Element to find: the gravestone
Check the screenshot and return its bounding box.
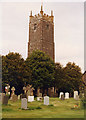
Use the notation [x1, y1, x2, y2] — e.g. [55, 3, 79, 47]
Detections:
[74, 91, 78, 99]
[59, 92, 64, 98]
[61, 94, 64, 100]
[28, 96, 34, 102]
[21, 98, 27, 110]
[37, 93, 42, 101]
[10, 87, 15, 100]
[18, 95, 20, 100]
[65, 92, 69, 99]
[44, 96, 49, 105]
[12, 95, 18, 102]
[75, 95, 79, 100]
[37, 97, 42, 101]
[26, 84, 35, 98]
[2, 95, 9, 105]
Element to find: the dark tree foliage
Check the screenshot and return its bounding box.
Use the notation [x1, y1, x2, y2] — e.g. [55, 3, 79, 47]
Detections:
[2, 52, 31, 95]
[25, 50, 55, 90]
[54, 63, 64, 89]
[62, 62, 82, 94]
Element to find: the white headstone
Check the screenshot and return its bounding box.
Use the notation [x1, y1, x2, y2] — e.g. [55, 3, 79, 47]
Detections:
[44, 96, 49, 105]
[65, 92, 69, 99]
[37, 97, 42, 101]
[74, 91, 78, 99]
[59, 92, 64, 98]
[21, 98, 27, 109]
[28, 96, 34, 102]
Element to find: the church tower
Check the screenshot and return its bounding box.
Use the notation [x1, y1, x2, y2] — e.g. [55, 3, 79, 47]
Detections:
[28, 5, 55, 61]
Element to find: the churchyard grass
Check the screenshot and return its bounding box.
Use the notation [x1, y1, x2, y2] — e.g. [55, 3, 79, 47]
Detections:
[2, 98, 84, 118]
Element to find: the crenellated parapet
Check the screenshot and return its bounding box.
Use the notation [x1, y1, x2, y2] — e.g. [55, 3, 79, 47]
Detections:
[29, 5, 54, 24]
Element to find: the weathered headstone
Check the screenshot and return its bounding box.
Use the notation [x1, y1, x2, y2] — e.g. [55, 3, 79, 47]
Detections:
[59, 92, 64, 98]
[12, 95, 18, 102]
[61, 94, 64, 100]
[2, 95, 9, 105]
[65, 92, 69, 99]
[74, 91, 78, 99]
[10, 87, 15, 100]
[44, 96, 49, 105]
[28, 96, 34, 102]
[21, 98, 27, 110]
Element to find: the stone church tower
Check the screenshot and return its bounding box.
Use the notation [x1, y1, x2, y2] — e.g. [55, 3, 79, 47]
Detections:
[28, 5, 55, 61]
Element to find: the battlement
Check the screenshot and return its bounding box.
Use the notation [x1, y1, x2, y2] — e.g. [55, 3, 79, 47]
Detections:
[29, 5, 54, 23]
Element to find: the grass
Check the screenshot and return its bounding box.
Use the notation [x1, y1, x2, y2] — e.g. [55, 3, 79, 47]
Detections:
[2, 98, 84, 118]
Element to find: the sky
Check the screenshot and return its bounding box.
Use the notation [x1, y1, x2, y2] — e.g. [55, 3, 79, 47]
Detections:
[0, 2, 84, 72]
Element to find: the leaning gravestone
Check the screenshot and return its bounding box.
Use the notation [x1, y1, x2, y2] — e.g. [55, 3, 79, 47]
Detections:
[21, 98, 27, 110]
[61, 94, 64, 100]
[65, 92, 69, 99]
[2, 95, 9, 105]
[59, 92, 64, 98]
[44, 96, 49, 105]
[74, 91, 78, 99]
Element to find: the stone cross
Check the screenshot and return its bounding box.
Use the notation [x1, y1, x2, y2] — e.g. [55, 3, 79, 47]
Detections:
[11, 87, 15, 96]
[26, 84, 34, 96]
[30, 87, 34, 96]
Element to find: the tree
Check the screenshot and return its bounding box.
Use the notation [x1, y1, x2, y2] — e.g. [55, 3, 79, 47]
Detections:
[54, 63, 64, 91]
[25, 50, 55, 92]
[2, 52, 31, 95]
[63, 62, 82, 94]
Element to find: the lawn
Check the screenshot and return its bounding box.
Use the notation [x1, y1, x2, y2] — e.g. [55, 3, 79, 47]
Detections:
[2, 98, 84, 118]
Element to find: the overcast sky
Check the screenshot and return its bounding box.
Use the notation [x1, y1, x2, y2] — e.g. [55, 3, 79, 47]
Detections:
[0, 2, 84, 72]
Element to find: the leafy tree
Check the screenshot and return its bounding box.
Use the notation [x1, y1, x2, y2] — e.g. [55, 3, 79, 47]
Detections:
[54, 63, 64, 91]
[63, 62, 82, 94]
[2, 52, 31, 95]
[25, 50, 55, 92]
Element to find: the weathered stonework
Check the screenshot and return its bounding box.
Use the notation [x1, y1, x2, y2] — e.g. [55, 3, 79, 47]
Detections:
[28, 5, 55, 61]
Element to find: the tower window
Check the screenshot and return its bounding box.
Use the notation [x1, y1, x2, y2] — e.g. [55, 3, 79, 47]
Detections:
[46, 24, 49, 29]
[34, 24, 37, 30]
